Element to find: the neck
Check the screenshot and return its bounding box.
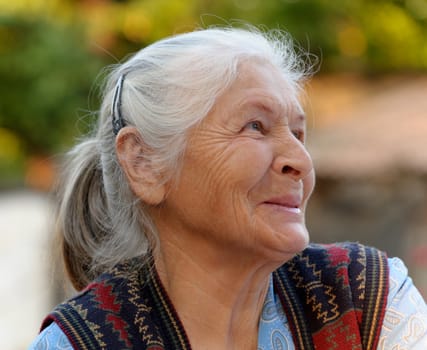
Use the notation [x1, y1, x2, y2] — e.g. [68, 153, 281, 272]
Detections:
[154, 235, 279, 350]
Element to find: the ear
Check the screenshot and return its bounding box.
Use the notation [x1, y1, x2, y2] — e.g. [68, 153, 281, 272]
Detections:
[115, 127, 166, 205]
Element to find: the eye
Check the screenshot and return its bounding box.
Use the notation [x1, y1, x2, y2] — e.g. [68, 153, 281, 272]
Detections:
[292, 129, 305, 143]
[245, 120, 264, 132]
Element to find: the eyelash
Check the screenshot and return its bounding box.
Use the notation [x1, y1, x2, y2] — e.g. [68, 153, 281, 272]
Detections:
[247, 120, 264, 132]
[292, 130, 305, 143]
[243, 120, 305, 143]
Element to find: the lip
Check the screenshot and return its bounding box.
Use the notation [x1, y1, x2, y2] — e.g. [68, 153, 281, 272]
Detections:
[263, 195, 302, 213]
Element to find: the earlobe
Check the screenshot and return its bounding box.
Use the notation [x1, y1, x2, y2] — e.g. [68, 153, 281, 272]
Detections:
[115, 127, 166, 205]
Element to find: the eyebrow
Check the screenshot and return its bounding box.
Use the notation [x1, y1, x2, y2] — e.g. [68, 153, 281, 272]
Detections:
[236, 96, 306, 123]
[296, 112, 306, 123]
[236, 96, 282, 115]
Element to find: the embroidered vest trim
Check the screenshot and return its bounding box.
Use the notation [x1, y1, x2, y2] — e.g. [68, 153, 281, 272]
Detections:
[273, 242, 388, 350]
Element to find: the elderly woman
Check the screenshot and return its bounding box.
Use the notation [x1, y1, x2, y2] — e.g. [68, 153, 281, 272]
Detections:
[30, 27, 426, 350]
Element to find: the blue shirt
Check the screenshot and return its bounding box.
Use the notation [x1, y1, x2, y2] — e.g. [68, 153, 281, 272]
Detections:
[29, 258, 427, 349]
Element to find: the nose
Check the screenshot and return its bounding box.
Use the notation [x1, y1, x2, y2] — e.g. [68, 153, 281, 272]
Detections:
[272, 136, 313, 181]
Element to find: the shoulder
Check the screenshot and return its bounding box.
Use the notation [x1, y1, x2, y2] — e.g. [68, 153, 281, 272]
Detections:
[276, 242, 389, 314]
[387, 256, 415, 299]
[273, 242, 389, 348]
[29, 323, 73, 350]
[379, 257, 427, 347]
[275, 242, 386, 297]
[39, 262, 144, 348]
[40, 261, 164, 349]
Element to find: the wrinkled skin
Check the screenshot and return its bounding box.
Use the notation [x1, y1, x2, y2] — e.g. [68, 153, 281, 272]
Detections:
[155, 61, 315, 264]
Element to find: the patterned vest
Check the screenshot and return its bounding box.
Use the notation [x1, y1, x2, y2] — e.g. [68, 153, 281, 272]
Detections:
[42, 242, 389, 350]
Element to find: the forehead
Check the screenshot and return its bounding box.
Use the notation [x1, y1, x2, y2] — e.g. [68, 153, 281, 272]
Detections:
[211, 61, 303, 121]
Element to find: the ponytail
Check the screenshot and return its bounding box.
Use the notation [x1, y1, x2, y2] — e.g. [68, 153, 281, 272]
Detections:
[56, 127, 156, 290]
[57, 139, 108, 289]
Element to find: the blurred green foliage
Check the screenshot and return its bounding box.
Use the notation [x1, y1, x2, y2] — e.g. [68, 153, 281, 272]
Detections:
[0, 0, 426, 187]
[0, 16, 104, 154]
[200, 0, 427, 72]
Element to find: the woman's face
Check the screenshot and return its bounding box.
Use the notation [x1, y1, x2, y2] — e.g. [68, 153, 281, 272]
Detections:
[155, 61, 315, 262]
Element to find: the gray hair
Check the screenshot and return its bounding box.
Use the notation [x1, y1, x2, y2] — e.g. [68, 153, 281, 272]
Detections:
[56, 27, 313, 290]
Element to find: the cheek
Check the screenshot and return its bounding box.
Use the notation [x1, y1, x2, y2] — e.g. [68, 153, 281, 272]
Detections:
[190, 141, 273, 231]
[195, 139, 271, 191]
[226, 140, 272, 185]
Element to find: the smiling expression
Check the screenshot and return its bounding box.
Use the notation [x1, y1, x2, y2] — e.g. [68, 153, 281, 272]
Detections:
[154, 60, 315, 263]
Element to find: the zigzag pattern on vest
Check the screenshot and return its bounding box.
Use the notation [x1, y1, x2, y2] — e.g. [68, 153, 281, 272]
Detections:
[42, 260, 191, 349]
[274, 242, 388, 350]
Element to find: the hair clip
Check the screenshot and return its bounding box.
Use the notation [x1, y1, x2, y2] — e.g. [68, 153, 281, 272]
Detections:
[111, 74, 127, 135]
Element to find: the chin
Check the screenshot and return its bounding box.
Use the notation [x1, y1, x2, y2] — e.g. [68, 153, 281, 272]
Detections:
[272, 226, 310, 259]
[247, 231, 308, 266]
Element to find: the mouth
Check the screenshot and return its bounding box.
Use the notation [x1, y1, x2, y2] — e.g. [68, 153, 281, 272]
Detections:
[263, 196, 302, 214]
